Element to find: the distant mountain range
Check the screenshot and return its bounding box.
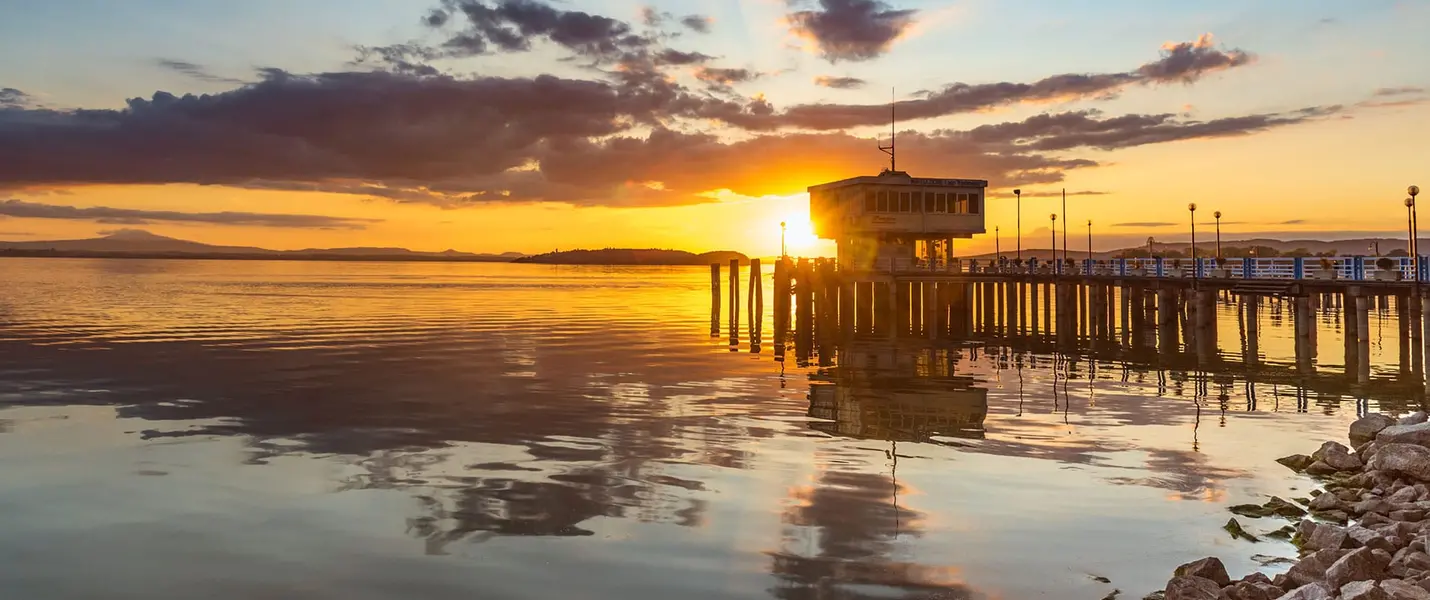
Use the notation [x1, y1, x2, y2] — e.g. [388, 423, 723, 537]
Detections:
[0, 229, 523, 262]
[0, 230, 751, 266]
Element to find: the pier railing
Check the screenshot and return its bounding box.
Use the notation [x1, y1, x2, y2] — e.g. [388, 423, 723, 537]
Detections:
[868, 256, 1428, 282]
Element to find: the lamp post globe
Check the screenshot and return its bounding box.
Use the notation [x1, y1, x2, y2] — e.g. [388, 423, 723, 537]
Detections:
[1410, 185, 1420, 198]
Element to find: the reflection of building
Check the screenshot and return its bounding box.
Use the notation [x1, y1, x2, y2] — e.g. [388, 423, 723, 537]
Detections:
[808, 170, 989, 271]
[808, 341, 988, 442]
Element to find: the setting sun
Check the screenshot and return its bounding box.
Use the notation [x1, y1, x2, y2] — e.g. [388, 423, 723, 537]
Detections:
[780, 217, 821, 255]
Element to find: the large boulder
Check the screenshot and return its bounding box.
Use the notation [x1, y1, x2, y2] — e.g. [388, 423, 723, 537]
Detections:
[1327, 547, 1392, 588]
[1353, 414, 1399, 446]
[1378, 423, 1430, 447]
[1310, 492, 1343, 511]
[1285, 549, 1350, 587]
[1278, 454, 1317, 473]
[1341, 580, 1390, 600]
[1401, 412, 1430, 426]
[1373, 444, 1430, 482]
[1316, 440, 1367, 471]
[1173, 557, 1231, 587]
[1306, 523, 1350, 551]
[1380, 579, 1430, 599]
[1274, 582, 1333, 600]
[1163, 575, 1222, 600]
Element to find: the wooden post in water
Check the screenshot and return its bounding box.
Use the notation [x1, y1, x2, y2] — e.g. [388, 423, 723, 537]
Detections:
[710, 263, 721, 337]
[910, 281, 923, 337]
[772, 258, 787, 356]
[793, 259, 808, 355]
[749, 259, 762, 352]
[728, 258, 740, 349]
[1246, 295, 1260, 366]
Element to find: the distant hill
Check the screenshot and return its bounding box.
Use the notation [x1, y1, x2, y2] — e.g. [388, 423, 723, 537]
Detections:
[515, 248, 750, 266]
[0, 229, 523, 262]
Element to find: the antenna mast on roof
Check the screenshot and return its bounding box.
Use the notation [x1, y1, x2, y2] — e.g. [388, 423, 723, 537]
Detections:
[877, 87, 895, 173]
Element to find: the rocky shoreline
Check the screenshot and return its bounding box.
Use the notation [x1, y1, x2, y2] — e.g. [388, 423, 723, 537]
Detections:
[1154, 411, 1430, 600]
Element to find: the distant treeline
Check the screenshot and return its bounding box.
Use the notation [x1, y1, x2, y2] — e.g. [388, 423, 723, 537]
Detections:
[515, 248, 749, 265]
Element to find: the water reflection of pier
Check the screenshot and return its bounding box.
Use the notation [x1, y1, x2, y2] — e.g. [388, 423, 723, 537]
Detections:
[808, 340, 988, 443]
[711, 258, 1430, 409]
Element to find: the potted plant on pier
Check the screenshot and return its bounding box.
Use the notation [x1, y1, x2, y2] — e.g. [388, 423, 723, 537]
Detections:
[1209, 257, 1231, 278]
[1312, 257, 1339, 280]
[1064, 257, 1077, 275]
[1375, 257, 1402, 281]
[1169, 258, 1185, 278]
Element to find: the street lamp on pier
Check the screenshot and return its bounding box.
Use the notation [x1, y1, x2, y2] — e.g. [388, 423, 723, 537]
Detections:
[1050, 213, 1058, 275]
[1188, 203, 1198, 281]
[1410, 185, 1421, 286]
[1086, 219, 1093, 262]
[1214, 211, 1222, 259]
[995, 225, 1001, 264]
[1014, 188, 1022, 262]
[780, 221, 787, 259]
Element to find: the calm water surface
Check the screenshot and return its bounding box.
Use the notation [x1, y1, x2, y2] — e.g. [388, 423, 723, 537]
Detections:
[0, 258, 1424, 599]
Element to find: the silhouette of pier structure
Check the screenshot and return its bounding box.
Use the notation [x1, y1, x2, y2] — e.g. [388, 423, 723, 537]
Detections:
[710, 257, 1430, 409]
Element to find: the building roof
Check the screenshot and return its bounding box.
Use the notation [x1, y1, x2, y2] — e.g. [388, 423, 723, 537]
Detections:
[807, 170, 989, 193]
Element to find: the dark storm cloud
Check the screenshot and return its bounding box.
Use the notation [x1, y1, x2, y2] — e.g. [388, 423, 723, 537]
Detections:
[0, 69, 665, 196]
[154, 59, 248, 85]
[694, 67, 759, 91]
[1114, 222, 1177, 227]
[430, 0, 651, 60]
[787, 0, 917, 63]
[1013, 190, 1109, 198]
[654, 49, 713, 65]
[0, 88, 33, 108]
[680, 15, 713, 33]
[1374, 86, 1424, 97]
[353, 44, 443, 76]
[0, 61, 1337, 209]
[813, 75, 866, 89]
[1134, 34, 1253, 83]
[0, 199, 379, 229]
[961, 107, 1338, 151]
[707, 35, 1255, 131]
[639, 6, 666, 27]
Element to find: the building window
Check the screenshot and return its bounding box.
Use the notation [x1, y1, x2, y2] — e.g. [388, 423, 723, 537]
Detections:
[899, 192, 910, 212]
[936, 193, 947, 213]
[877, 191, 888, 212]
[865, 191, 876, 212]
[968, 193, 981, 213]
[923, 191, 935, 213]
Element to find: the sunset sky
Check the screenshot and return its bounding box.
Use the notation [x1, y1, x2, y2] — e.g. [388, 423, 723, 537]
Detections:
[1, 0, 1427, 257]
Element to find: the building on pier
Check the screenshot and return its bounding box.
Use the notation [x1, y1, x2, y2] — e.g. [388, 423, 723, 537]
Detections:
[808, 169, 989, 273]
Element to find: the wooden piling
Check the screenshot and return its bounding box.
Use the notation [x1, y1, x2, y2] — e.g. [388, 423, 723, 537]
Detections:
[710, 263, 720, 337]
[749, 259, 762, 351]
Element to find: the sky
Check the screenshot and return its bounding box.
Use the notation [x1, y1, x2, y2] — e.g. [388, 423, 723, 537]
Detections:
[0, 0, 1427, 257]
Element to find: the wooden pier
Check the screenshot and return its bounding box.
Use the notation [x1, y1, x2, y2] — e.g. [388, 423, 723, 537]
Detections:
[710, 257, 1430, 408]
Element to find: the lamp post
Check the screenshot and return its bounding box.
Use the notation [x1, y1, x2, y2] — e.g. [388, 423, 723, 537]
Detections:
[995, 225, 1001, 265]
[1014, 188, 1022, 262]
[1086, 219, 1093, 262]
[1147, 236, 1154, 258]
[1214, 211, 1222, 259]
[1188, 203, 1198, 280]
[780, 221, 787, 259]
[1050, 213, 1058, 275]
[1411, 185, 1421, 286]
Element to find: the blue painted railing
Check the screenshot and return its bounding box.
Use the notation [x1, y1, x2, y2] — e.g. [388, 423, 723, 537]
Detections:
[875, 256, 1426, 281]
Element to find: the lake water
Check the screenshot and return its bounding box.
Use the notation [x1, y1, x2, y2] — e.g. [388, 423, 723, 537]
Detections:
[0, 258, 1423, 599]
